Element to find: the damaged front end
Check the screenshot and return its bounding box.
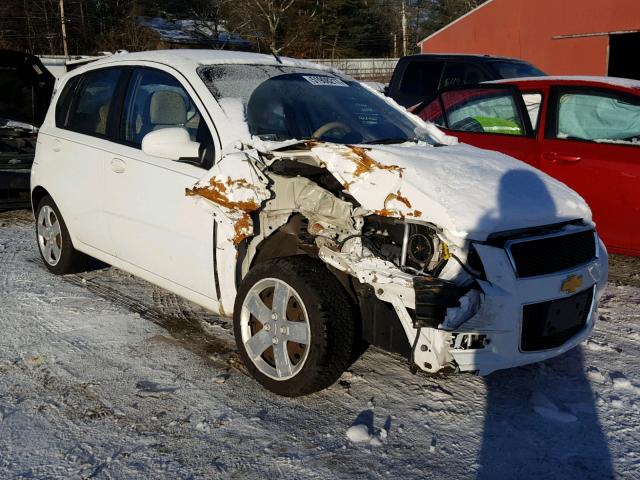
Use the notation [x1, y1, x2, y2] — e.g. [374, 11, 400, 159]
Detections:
[187, 138, 606, 377]
[186, 139, 490, 375]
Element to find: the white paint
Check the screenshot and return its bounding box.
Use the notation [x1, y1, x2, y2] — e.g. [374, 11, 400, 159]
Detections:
[346, 424, 372, 443]
[309, 141, 591, 242]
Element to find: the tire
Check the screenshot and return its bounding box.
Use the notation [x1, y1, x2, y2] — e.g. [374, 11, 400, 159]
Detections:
[234, 256, 356, 396]
[35, 195, 89, 274]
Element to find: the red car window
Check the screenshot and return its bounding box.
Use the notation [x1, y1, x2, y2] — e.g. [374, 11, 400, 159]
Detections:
[418, 99, 444, 125]
[440, 88, 526, 136]
[555, 91, 640, 146]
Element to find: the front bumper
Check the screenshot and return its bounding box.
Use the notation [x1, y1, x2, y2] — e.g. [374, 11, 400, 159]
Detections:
[446, 239, 607, 375]
[320, 229, 607, 376]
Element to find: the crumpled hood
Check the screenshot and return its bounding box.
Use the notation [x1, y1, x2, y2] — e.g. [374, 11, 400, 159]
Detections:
[308, 141, 592, 242]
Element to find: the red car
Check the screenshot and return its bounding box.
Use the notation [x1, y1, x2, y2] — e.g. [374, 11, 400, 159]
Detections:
[415, 76, 640, 256]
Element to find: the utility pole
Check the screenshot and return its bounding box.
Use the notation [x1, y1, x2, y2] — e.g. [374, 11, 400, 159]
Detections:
[59, 0, 69, 59]
[401, 0, 408, 56]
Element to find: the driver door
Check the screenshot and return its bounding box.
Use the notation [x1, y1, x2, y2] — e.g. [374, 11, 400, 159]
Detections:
[418, 85, 539, 166]
[103, 66, 219, 298]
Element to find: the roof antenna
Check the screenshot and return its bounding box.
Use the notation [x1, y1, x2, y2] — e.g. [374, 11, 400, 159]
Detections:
[272, 52, 283, 64]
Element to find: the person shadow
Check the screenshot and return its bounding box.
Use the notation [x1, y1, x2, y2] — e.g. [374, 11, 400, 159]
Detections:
[474, 169, 614, 479]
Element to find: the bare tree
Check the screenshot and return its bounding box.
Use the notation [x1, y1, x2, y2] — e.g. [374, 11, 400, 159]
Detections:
[225, 0, 316, 55]
[189, 0, 236, 49]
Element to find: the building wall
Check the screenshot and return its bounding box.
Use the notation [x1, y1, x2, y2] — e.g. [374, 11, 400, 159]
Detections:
[419, 0, 640, 75]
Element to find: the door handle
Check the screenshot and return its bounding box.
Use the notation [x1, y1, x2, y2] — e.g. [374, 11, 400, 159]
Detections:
[52, 139, 62, 152]
[542, 152, 582, 164]
[110, 158, 126, 173]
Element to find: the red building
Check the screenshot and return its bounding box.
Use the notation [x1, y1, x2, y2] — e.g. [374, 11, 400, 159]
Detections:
[418, 0, 640, 80]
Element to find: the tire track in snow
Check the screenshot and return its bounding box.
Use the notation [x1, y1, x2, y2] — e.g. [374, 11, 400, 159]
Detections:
[62, 273, 243, 375]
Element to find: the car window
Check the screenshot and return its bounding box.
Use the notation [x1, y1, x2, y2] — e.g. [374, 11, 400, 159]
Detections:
[522, 92, 543, 131]
[440, 62, 488, 89]
[416, 99, 445, 126]
[555, 91, 640, 146]
[489, 61, 545, 78]
[121, 68, 206, 147]
[440, 88, 526, 136]
[399, 61, 445, 98]
[55, 76, 81, 128]
[64, 69, 122, 137]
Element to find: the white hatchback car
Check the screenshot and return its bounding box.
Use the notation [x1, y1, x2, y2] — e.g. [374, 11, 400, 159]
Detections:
[32, 50, 608, 396]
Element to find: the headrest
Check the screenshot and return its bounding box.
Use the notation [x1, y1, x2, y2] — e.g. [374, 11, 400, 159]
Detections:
[149, 90, 187, 126]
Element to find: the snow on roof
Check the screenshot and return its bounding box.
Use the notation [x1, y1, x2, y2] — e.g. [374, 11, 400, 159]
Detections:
[488, 76, 640, 90]
[138, 17, 252, 49]
[80, 49, 339, 76]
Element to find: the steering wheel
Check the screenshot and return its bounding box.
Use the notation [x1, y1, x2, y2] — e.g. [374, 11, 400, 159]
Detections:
[312, 121, 351, 139]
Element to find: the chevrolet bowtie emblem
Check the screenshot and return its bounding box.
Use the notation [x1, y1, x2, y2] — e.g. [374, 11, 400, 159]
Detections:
[561, 275, 583, 294]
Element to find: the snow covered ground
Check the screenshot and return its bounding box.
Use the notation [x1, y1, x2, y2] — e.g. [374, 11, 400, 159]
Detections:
[0, 208, 639, 479]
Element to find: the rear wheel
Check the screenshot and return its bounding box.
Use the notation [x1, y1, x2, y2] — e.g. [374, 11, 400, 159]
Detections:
[234, 257, 356, 396]
[35, 196, 89, 274]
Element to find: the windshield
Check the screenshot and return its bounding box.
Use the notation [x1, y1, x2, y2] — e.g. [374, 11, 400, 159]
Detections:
[198, 64, 435, 145]
[490, 61, 545, 79]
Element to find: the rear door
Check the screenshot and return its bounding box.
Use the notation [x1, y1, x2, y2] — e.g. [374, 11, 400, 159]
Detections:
[540, 86, 640, 254]
[417, 85, 539, 165]
[43, 67, 126, 254]
[103, 65, 220, 298]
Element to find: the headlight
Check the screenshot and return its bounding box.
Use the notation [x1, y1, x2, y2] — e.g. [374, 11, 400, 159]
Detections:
[362, 215, 448, 275]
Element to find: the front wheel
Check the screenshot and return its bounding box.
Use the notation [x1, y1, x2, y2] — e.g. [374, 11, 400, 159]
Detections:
[233, 257, 356, 396]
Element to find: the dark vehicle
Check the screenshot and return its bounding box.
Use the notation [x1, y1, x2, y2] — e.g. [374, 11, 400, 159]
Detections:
[0, 50, 55, 210]
[387, 53, 545, 108]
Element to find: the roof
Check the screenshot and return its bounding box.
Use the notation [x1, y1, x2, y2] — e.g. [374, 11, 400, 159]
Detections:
[417, 0, 496, 46]
[72, 49, 337, 75]
[489, 75, 640, 90]
[400, 52, 525, 62]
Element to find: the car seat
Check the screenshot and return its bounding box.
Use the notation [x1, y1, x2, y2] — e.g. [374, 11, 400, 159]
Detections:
[149, 90, 187, 130]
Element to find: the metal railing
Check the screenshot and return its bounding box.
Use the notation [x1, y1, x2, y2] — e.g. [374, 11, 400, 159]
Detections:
[307, 57, 399, 81]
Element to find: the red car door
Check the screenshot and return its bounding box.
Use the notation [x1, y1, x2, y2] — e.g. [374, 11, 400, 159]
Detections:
[417, 85, 539, 166]
[539, 86, 640, 255]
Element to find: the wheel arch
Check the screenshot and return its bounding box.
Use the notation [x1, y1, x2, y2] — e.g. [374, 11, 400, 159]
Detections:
[31, 185, 52, 213]
[242, 213, 358, 305]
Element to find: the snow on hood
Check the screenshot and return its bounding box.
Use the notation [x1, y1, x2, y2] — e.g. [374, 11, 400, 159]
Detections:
[308, 142, 591, 242]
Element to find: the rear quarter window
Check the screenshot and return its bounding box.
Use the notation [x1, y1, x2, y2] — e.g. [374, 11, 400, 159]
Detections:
[55, 77, 81, 128]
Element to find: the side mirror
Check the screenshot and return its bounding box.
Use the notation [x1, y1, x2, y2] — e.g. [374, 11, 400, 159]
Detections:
[141, 127, 200, 161]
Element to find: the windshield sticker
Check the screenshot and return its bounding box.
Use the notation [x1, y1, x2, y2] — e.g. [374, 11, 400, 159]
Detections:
[302, 75, 349, 87]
